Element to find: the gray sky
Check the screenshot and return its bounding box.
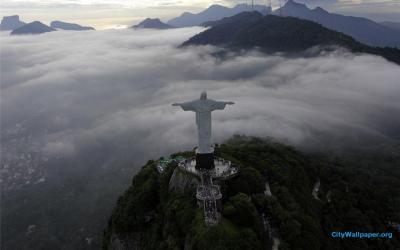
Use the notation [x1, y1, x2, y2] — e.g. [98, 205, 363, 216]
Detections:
[0, 0, 399, 29]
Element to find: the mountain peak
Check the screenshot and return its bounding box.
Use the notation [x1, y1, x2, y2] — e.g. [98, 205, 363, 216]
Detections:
[167, 3, 268, 27]
[284, 0, 308, 9]
[181, 12, 193, 17]
[181, 12, 400, 65]
[133, 18, 173, 29]
[312, 6, 329, 14]
[208, 4, 226, 10]
[1, 15, 26, 31]
[10, 21, 55, 35]
[276, 0, 400, 47]
[50, 20, 94, 31]
[3, 15, 20, 21]
[182, 13, 358, 51]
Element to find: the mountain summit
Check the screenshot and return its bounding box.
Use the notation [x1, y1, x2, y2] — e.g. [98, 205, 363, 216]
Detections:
[50, 21, 95, 31]
[0, 15, 26, 31]
[182, 12, 400, 65]
[132, 18, 174, 29]
[182, 12, 355, 51]
[10, 21, 55, 35]
[275, 0, 400, 47]
[167, 4, 270, 27]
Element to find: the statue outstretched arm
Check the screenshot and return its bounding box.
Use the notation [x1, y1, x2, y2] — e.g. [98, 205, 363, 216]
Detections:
[172, 101, 199, 111]
[210, 100, 234, 110]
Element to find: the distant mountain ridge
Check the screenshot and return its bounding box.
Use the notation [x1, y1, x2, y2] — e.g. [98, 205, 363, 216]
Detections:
[182, 12, 400, 65]
[5, 18, 96, 35]
[132, 18, 174, 29]
[10, 21, 55, 35]
[1, 15, 25, 31]
[275, 0, 400, 48]
[50, 21, 95, 31]
[167, 4, 271, 27]
[381, 21, 400, 31]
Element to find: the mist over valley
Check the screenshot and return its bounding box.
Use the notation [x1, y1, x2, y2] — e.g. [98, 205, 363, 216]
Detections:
[1, 22, 400, 249]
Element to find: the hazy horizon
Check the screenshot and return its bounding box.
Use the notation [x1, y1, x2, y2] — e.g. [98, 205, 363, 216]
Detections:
[0, 0, 399, 29]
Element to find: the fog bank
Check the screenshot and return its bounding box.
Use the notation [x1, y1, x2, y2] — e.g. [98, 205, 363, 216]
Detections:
[1, 28, 400, 174]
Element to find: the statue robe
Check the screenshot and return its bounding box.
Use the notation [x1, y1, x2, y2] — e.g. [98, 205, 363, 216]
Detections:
[179, 99, 228, 154]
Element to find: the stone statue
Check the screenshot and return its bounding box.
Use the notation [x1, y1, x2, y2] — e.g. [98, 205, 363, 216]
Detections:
[172, 92, 234, 154]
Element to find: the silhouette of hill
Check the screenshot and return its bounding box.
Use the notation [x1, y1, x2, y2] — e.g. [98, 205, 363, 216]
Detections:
[167, 4, 270, 27]
[132, 18, 174, 29]
[1, 15, 26, 31]
[50, 21, 95, 31]
[275, 0, 400, 48]
[182, 12, 400, 65]
[381, 21, 400, 31]
[11, 21, 55, 35]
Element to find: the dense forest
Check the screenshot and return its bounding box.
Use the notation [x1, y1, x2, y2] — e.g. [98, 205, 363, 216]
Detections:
[103, 136, 400, 250]
[182, 12, 400, 65]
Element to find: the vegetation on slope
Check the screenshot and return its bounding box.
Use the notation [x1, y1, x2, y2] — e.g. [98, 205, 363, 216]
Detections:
[183, 12, 400, 65]
[103, 136, 400, 250]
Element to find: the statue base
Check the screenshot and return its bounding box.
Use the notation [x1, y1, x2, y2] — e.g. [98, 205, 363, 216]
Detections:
[195, 153, 215, 170]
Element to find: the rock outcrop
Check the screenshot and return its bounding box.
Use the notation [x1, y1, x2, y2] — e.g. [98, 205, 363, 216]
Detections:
[11, 21, 55, 35]
[50, 21, 95, 30]
[1, 15, 25, 30]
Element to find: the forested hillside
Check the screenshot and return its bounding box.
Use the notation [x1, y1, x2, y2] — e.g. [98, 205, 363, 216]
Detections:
[183, 12, 400, 65]
[103, 136, 400, 250]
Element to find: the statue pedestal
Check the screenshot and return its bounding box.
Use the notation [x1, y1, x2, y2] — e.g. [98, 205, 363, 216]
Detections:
[195, 153, 215, 170]
[173, 152, 239, 227]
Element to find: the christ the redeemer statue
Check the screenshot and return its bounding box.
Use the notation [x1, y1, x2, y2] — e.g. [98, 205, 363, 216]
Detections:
[172, 92, 234, 154]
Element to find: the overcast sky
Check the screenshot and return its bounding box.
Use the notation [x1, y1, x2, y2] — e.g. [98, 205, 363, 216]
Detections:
[0, 0, 399, 29]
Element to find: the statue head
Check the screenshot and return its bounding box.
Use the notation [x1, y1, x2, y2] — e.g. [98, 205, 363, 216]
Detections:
[200, 91, 207, 100]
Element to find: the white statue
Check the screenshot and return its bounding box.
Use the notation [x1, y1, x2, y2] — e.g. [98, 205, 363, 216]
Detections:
[173, 92, 234, 154]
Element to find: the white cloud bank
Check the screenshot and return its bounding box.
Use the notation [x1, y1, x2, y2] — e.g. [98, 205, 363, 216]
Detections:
[1, 28, 400, 167]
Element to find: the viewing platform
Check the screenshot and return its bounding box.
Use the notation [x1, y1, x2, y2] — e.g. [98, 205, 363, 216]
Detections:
[177, 156, 239, 180]
[158, 153, 238, 227]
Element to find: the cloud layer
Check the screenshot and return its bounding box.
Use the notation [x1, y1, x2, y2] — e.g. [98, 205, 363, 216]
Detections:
[1, 28, 400, 172]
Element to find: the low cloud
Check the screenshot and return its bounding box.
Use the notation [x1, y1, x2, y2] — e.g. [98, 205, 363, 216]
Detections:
[289, 0, 338, 5]
[1, 28, 400, 171]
